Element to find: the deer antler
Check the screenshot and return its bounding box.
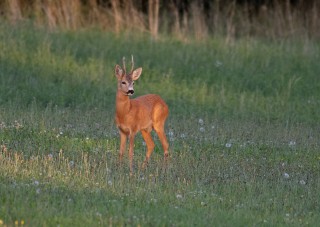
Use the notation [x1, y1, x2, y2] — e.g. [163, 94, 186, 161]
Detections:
[130, 55, 134, 73]
[122, 56, 126, 75]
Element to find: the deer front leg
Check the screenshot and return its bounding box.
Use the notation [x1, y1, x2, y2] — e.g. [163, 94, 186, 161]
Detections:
[119, 130, 127, 162]
[128, 133, 136, 173]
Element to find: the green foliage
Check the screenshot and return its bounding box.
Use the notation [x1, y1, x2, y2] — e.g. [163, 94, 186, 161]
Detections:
[0, 22, 319, 226]
[1, 23, 319, 123]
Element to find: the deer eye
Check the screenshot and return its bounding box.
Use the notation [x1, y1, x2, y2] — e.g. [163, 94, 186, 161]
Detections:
[132, 82, 135, 85]
[121, 81, 126, 85]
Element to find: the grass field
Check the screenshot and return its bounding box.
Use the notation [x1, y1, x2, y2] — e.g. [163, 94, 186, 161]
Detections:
[0, 22, 320, 226]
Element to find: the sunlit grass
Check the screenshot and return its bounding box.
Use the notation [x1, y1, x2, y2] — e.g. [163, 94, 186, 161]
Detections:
[1, 106, 319, 226]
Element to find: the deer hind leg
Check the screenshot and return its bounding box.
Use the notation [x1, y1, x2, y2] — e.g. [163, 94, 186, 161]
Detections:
[154, 122, 169, 159]
[141, 129, 155, 169]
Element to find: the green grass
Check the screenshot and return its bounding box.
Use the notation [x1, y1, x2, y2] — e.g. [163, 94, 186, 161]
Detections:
[0, 21, 320, 226]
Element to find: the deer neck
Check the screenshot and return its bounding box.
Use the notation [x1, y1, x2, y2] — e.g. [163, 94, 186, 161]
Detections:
[116, 90, 131, 117]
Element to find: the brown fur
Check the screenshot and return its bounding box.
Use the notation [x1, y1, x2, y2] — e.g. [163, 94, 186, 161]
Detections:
[114, 63, 169, 172]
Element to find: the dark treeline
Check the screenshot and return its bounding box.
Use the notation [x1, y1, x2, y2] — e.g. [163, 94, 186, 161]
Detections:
[0, 0, 319, 40]
[116, 0, 316, 16]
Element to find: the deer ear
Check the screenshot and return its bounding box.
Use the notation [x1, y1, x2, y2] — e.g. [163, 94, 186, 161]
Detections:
[132, 67, 142, 81]
[115, 65, 123, 79]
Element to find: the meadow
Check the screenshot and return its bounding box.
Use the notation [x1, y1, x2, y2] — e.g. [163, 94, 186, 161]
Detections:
[0, 21, 320, 226]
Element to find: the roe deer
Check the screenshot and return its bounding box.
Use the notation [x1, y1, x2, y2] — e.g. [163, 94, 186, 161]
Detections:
[114, 56, 169, 172]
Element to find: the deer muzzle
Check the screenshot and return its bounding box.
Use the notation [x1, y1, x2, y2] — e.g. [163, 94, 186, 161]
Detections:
[127, 90, 134, 95]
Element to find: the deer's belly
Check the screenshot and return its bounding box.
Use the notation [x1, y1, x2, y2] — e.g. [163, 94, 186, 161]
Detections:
[117, 120, 152, 134]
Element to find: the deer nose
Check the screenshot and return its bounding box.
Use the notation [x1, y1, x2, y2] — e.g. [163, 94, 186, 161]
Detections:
[128, 90, 134, 95]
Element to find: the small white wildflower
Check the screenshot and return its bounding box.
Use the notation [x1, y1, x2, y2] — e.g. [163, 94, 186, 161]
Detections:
[0, 122, 7, 129]
[36, 188, 41, 194]
[283, 173, 290, 179]
[59, 131, 63, 135]
[299, 180, 306, 185]
[285, 213, 290, 217]
[86, 137, 89, 140]
[176, 194, 183, 199]
[108, 180, 113, 186]
[180, 133, 186, 139]
[289, 141, 296, 147]
[48, 153, 53, 159]
[168, 131, 174, 137]
[225, 143, 232, 148]
[69, 160, 75, 167]
[34, 180, 39, 186]
[199, 127, 205, 133]
[211, 125, 215, 129]
[14, 120, 23, 129]
[198, 119, 204, 125]
[201, 201, 207, 206]
[215, 60, 222, 67]
[142, 141, 146, 146]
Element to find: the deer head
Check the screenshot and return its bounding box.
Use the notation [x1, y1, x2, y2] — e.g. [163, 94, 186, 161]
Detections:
[115, 56, 142, 96]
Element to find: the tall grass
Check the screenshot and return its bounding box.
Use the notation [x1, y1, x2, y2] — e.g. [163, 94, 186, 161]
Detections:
[1, 0, 319, 40]
[0, 22, 319, 225]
